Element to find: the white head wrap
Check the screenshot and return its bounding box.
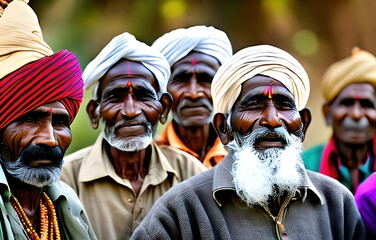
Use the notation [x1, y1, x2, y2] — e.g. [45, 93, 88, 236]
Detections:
[152, 25, 232, 67]
[212, 45, 310, 114]
[83, 32, 170, 99]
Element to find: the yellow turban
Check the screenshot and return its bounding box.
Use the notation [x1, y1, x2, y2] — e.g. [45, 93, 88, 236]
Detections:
[211, 45, 310, 114]
[321, 47, 376, 102]
[0, 0, 53, 79]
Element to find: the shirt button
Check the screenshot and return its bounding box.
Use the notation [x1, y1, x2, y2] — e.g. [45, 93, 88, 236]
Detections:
[127, 198, 133, 202]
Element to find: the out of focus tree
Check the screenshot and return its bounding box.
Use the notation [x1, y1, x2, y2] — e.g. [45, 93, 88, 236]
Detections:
[29, 0, 376, 154]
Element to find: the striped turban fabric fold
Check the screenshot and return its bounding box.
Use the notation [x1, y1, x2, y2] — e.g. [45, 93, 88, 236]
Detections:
[321, 47, 376, 102]
[0, 50, 84, 129]
[83, 32, 170, 99]
[152, 25, 233, 66]
[211, 45, 310, 114]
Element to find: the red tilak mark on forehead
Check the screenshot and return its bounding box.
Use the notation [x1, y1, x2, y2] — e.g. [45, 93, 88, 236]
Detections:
[127, 81, 133, 92]
[127, 61, 132, 77]
[191, 58, 197, 66]
[354, 95, 360, 100]
[263, 84, 273, 99]
[47, 108, 52, 114]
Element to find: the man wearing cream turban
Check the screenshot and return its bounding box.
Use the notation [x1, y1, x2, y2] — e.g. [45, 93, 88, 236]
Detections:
[60, 32, 206, 240]
[0, 1, 96, 239]
[152, 25, 232, 168]
[131, 45, 365, 239]
[303, 47, 376, 195]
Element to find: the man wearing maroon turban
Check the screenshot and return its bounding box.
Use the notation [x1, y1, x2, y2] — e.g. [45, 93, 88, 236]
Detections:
[0, 1, 96, 239]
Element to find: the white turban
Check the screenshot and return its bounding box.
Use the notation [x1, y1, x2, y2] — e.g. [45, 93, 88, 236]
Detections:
[152, 25, 232, 66]
[212, 45, 310, 114]
[83, 32, 170, 99]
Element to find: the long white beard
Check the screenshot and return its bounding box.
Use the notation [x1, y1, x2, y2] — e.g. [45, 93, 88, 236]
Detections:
[103, 119, 153, 152]
[230, 127, 305, 207]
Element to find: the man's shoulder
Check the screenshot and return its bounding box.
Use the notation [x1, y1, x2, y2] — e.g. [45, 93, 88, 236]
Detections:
[64, 146, 93, 164]
[157, 144, 206, 168]
[306, 170, 353, 196]
[154, 168, 214, 200]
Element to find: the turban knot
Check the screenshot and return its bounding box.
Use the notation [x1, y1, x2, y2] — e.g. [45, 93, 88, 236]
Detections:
[321, 47, 376, 102]
[152, 25, 232, 67]
[83, 32, 170, 99]
[0, 50, 84, 129]
[211, 45, 310, 114]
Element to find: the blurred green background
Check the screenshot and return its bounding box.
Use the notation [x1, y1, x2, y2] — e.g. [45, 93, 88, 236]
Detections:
[28, 0, 376, 154]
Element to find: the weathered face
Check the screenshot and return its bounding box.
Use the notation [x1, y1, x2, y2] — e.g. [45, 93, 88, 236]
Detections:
[325, 83, 376, 145]
[0, 101, 71, 187]
[230, 75, 306, 150]
[168, 51, 220, 127]
[218, 75, 311, 207]
[93, 59, 165, 151]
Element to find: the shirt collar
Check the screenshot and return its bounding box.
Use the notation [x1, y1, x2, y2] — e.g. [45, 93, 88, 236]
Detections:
[77, 133, 180, 184]
[212, 155, 324, 207]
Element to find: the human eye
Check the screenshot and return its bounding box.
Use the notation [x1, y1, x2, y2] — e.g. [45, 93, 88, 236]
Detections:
[53, 114, 70, 127]
[103, 89, 122, 102]
[197, 73, 213, 84]
[238, 97, 263, 110]
[360, 99, 376, 109]
[18, 112, 39, 123]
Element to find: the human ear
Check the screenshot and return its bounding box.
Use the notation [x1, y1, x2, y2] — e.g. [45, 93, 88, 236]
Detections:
[158, 93, 173, 124]
[299, 108, 312, 141]
[86, 100, 100, 129]
[322, 103, 332, 126]
[213, 113, 233, 145]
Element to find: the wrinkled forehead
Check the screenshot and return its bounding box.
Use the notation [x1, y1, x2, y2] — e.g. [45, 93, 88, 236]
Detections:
[98, 58, 158, 93]
[171, 51, 220, 71]
[238, 75, 294, 100]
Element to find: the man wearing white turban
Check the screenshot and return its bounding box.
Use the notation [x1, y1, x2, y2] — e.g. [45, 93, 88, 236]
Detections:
[60, 32, 206, 240]
[152, 25, 232, 168]
[303, 47, 376, 195]
[131, 45, 365, 239]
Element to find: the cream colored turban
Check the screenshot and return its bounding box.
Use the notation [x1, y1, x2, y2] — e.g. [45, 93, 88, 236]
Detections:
[83, 32, 170, 99]
[0, 0, 53, 79]
[321, 47, 376, 102]
[152, 25, 232, 66]
[212, 45, 310, 114]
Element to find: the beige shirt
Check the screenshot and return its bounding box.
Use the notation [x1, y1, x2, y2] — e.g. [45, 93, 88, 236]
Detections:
[61, 134, 206, 240]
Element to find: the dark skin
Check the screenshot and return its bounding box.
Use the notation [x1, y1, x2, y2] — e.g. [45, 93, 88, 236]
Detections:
[323, 83, 376, 187]
[0, 0, 12, 9]
[213, 75, 311, 212]
[168, 51, 220, 161]
[87, 59, 172, 195]
[0, 101, 71, 228]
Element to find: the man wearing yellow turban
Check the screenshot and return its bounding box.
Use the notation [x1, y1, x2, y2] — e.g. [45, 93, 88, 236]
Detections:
[303, 47, 376, 194]
[0, 1, 96, 239]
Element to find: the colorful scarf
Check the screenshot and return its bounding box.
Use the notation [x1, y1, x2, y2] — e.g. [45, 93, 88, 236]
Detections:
[319, 136, 376, 192]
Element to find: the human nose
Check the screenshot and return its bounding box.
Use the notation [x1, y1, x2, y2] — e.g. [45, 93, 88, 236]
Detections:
[186, 75, 204, 99]
[121, 95, 142, 118]
[259, 103, 283, 128]
[349, 102, 363, 121]
[34, 122, 57, 147]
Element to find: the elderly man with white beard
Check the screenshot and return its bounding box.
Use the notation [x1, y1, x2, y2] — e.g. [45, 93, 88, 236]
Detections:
[60, 32, 206, 240]
[131, 45, 366, 240]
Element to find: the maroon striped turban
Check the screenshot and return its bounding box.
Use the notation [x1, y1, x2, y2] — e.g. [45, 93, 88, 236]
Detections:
[0, 49, 83, 129]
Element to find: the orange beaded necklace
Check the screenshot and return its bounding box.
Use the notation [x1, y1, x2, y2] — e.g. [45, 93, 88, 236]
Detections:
[10, 192, 61, 240]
